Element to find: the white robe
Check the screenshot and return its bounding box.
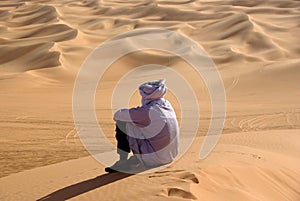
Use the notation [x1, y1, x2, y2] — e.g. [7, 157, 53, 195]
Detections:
[114, 98, 179, 167]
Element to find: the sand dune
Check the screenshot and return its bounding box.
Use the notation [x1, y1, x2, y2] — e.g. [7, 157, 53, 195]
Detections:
[0, 0, 299, 200]
[0, 130, 299, 201]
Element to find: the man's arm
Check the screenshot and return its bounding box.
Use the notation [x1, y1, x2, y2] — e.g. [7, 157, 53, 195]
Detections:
[114, 106, 151, 127]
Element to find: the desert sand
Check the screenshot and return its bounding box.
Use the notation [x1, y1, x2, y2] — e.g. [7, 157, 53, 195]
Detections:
[0, 0, 300, 200]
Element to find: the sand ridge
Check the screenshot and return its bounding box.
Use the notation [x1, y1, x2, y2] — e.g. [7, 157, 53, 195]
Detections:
[0, 130, 299, 201]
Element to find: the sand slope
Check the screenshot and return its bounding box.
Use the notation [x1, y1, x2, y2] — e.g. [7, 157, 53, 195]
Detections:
[0, 130, 299, 201]
[0, 0, 300, 200]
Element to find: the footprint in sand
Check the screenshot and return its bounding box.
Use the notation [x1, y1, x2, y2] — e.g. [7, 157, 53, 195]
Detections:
[160, 171, 199, 200]
[167, 187, 197, 200]
[177, 172, 200, 184]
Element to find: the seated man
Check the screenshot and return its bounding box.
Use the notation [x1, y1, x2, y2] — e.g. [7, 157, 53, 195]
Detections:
[105, 79, 179, 173]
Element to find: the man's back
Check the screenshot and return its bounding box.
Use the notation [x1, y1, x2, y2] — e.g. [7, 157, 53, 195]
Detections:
[126, 98, 179, 166]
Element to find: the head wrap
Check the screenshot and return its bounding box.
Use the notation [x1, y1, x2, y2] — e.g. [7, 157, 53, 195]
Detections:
[139, 79, 166, 105]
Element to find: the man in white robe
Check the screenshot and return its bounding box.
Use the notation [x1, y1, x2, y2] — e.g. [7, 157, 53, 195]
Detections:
[105, 79, 179, 173]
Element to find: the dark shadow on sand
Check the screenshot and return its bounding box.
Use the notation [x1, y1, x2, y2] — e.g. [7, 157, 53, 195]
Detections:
[36, 172, 133, 201]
